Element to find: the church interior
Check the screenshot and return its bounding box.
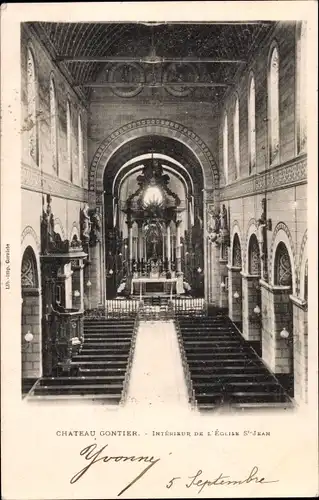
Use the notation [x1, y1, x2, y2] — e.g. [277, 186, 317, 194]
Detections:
[21, 21, 308, 410]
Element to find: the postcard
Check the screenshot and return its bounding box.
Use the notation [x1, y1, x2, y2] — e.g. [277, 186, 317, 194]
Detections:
[1, 1, 318, 499]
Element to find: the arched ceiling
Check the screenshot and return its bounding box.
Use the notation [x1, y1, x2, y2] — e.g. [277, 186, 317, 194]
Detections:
[103, 135, 204, 195]
[29, 22, 275, 100]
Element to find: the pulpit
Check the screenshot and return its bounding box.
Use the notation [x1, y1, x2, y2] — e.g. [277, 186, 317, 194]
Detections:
[40, 195, 87, 376]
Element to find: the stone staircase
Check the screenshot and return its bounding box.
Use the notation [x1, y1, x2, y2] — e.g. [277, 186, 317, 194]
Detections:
[176, 314, 292, 410]
[28, 317, 137, 402]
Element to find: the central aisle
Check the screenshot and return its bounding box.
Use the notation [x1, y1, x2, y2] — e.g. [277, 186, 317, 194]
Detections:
[126, 320, 190, 411]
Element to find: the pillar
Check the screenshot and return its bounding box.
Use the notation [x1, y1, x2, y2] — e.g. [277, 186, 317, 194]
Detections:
[88, 244, 102, 309]
[207, 240, 223, 307]
[261, 280, 293, 395]
[176, 220, 182, 273]
[291, 295, 308, 404]
[241, 272, 262, 354]
[227, 265, 242, 323]
[21, 288, 42, 379]
[127, 221, 133, 272]
[166, 222, 171, 271]
[219, 244, 228, 309]
[137, 221, 143, 261]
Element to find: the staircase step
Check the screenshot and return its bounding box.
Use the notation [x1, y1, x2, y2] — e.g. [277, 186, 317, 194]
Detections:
[193, 382, 283, 393]
[196, 392, 288, 404]
[81, 347, 131, 354]
[79, 368, 126, 376]
[84, 336, 133, 340]
[74, 354, 129, 361]
[186, 351, 251, 360]
[187, 355, 265, 369]
[37, 376, 125, 386]
[191, 372, 274, 381]
[183, 340, 242, 346]
[189, 364, 266, 372]
[73, 361, 128, 367]
[33, 385, 123, 396]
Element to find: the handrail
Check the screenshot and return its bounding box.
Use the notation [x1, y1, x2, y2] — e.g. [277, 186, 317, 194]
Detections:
[120, 307, 141, 404]
[173, 314, 196, 408]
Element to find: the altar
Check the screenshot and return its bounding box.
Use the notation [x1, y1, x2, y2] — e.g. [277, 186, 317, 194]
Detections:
[131, 277, 178, 297]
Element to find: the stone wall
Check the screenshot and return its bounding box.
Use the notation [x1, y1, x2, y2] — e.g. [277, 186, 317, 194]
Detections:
[218, 22, 308, 403]
[21, 25, 88, 381]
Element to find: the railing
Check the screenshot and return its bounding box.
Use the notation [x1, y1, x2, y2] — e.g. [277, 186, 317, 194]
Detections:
[174, 317, 196, 408]
[138, 300, 175, 320]
[120, 313, 140, 405]
[172, 297, 207, 316]
[84, 299, 141, 319]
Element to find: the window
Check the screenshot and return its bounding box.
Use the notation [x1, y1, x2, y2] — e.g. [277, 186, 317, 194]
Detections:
[49, 77, 58, 174]
[248, 74, 256, 173]
[67, 100, 72, 182]
[233, 96, 240, 179]
[223, 113, 229, 184]
[27, 48, 38, 163]
[268, 46, 280, 164]
[78, 113, 84, 186]
[296, 22, 307, 154]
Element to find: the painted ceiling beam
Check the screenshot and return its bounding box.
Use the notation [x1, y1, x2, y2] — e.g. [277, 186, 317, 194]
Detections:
[76, 81, 231, 88]
[56, 56, 247, 64]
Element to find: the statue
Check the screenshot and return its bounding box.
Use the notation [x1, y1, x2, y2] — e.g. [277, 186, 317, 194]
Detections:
[80, 204, 91, 243]
[89, 209, 102, 245]
[41, 194, 56, 253]
[219, 204, 228, 231]
[207, 204, 220, 236]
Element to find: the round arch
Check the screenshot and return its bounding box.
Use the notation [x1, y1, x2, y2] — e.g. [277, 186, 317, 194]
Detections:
[89, 119, 219, 196]
[270, 223, 297, 294]
[21, 226, 41, 288]
[244, 219, 259, 273]
[230, 221, 243, 267]
[232, 233, 243, 268]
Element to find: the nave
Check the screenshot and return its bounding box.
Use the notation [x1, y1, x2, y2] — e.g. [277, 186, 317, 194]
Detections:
[21, 20, 309, 408]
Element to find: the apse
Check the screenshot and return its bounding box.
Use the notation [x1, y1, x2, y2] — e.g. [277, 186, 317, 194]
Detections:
[102, 136, 205, 298]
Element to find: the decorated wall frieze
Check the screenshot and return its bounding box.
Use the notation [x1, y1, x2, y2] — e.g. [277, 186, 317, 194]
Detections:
[220, 155, 307, 201]
[21, 163, 88, 202]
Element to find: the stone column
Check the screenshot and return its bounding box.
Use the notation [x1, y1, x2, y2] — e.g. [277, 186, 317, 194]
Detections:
[260, 281, 293, 381]
[291, 295, 308, 404]
[219, 245, 228, 310]
[207, 240, 223, 307]
[88, 244, 102, 308]
[227, 264, 242, 323]
[166, 222, 171, 271]
[137, 221, 143, 261]
[241, 272, 262, 349]
[21, 288, 42, 379]
[175, 220, 182, 273]
[127, 220, 133, 273]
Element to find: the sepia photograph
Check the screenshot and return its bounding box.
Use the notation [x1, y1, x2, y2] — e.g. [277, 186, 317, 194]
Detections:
[20, 19, 308, 410]
[1, 2, 318, 499]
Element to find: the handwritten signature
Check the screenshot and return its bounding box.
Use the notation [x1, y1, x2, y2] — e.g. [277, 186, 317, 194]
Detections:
[70, 443, 279, 496]
[70, 443, 161, 496]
